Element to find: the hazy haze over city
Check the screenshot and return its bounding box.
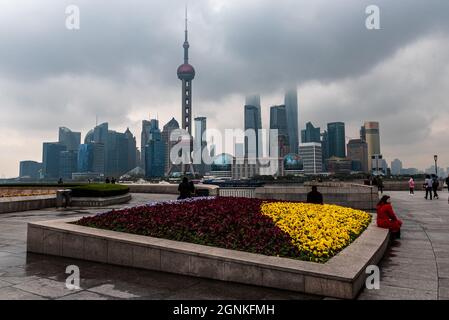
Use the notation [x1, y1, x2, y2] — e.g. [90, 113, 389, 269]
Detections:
[1, 0, 449, 177]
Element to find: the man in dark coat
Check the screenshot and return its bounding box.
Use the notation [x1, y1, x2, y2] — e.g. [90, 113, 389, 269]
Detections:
[307, 186, 324, 205]
[178, 177, 192, 200]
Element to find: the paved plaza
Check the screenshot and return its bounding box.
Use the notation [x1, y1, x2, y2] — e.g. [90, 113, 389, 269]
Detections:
[0, 191, 448, 300]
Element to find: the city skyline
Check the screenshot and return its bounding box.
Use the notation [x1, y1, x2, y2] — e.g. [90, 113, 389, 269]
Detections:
[2, 0, 449, 177]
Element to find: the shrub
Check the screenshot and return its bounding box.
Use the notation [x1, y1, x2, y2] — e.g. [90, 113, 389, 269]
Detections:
[70, 184, 130, 198]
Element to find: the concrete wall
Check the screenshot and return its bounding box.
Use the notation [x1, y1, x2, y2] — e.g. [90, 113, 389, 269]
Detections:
[0, 195, 56, 214]
[27, 218, 389, 299]
[255, 183, 378, 210]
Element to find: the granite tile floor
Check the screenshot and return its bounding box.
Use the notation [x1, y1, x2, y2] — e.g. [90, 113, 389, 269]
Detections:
[358, 191, 449, 300]
[0, 193, 319, 300]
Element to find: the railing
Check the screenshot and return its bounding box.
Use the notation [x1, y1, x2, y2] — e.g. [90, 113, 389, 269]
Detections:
[218, 188, 256, 198]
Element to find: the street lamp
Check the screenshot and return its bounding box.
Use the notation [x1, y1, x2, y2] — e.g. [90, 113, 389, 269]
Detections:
[434, 155, 438, 177]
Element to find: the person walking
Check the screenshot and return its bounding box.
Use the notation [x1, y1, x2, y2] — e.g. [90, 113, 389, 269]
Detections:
[408, 177, 415, 195]
[446, 174, 449, 193]
[424, 175, 433, 200]
[307, 186, 324, 205]
[432, 175, 440, 199]
[377, 176, 384, 194]
[376, 195, 403, 240]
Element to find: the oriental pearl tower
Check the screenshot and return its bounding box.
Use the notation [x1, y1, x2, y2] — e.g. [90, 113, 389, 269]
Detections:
[177, 8, 195, 136]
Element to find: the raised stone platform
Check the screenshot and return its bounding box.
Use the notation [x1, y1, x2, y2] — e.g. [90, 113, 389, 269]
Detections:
[69, 193, 132, 208]
[27, 217, 389, 299]
[0, 195, 56, 214]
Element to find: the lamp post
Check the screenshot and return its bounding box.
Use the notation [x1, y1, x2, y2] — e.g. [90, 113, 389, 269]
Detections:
[434, 155, 438, 177]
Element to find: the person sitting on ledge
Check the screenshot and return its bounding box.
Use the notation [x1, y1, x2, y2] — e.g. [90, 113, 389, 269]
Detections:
[307, 186, 323, 205]
[376, 195, 403, 240]
[178, 177, 192, 200]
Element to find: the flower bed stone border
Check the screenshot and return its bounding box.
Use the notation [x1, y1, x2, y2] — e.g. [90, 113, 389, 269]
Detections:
[27, 217, 389, 299]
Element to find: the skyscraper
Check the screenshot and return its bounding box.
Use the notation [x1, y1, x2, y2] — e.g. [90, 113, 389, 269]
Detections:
[391, 159, 403, 176]
[59, 127, 81, 152]
[347, 139, 369, 173]
[194, 117, 207, 175]
[244, 105, 262, 158]
[59, 151, 78, 179]
[301, 122, 321, 144]
[162, 118, 181, 175]
[42, 142, 66, 180]
[285, 89, 299, 154]
[124, 128, 137, 172]
[144, 120, 166, 178]
[321, 130, 329, 171]
[269, 105, 289, 157]
[362, 122, 381, 172]
[327, 122, 346, 158]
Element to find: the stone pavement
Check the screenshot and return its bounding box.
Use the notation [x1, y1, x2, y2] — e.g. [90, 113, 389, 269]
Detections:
[0, 193, 318, 300]
[358, 191, 449, 300]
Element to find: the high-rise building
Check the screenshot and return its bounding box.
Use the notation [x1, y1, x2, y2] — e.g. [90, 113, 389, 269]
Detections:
[362, 122, 381, 172]
[347, 139, 369, 173]
[124, 128, 137, 172]
[59, 151, 78, 180]
[269, 105, 289, 157]
[285, 89, 299, 154]
[244, 104, 262, 157]
[58, 127, 81, 152]
[326, 157, 352, 174]
[391, 159, 403, 176]
[194, 117, 207, 174]
[321, 130, 329, 171]
[42, 142, 66, 180]
[19, 161, 42, 180]
[78, 142, 105, 175]
[162, 118, 181, 175]
[327, 122, 346, 158]
[234, 143, 245, 158]
[299, 143, 322, 175]
[106, 130, 129, 178]
[301, 122, 321, 144]
[144, 120, 166, 178]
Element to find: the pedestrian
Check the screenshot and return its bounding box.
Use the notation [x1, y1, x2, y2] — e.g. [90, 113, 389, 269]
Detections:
[377, 176, 384, 194]
[178, 177, 192, 200]
[424, 175, 433, 200]
[432, 175, 439, 199]
[105, 177, 110, 184]
[446, 174, 449, 193]
[307, 186, 324, 205]
[408, 177, 415, 195]
[58, 178, 63, 185]
[376, 195, 403, 240]
[111, 177, 116, 184]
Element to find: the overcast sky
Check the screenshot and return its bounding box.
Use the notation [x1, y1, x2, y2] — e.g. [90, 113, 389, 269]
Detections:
[1, 0, 449, 177]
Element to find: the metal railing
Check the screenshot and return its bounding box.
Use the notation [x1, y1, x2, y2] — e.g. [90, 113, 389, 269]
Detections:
[218, 188, 256, 198]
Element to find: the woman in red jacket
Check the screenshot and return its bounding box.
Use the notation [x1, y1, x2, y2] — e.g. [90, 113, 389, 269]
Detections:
[376, 195, 403, 239]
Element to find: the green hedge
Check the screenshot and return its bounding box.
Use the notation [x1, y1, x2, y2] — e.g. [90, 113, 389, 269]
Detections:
[70, 184, 130, 198]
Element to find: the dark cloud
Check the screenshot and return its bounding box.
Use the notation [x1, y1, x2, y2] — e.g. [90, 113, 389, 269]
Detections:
[0, 0, 449, 176]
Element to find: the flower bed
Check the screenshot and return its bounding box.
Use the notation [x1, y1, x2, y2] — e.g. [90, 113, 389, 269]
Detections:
[75, 197, 371, 263]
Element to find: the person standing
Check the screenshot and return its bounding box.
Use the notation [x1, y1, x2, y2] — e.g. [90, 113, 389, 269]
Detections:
[446, 174, 449, 193]
[178, 177, 192, 200]
[432, 175, 440, 199]
[409, 177, 415, 195]
[307, 186, 324, 205]
[376, 195, 403, 239]
[425, 175, 433, 200]
[377, 176, 384, 194]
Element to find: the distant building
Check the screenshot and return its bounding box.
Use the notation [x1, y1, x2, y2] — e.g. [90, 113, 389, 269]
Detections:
[234, 143, 245, 158]
[301, 122, 321, 144]
[285, 89, 299, 154]
[299, 143, 322, 175]
[347, 139, 368, 173]
[326, 156, 352, 175]
[321, 130, 329, 171]
[59, 151, 78, 180]
[327, 122, 346, 158]
[162, 118, 180, 175]
[19, 161, 42, 180]
[283, 153, 304, 176]
[244, 104, 262, 158]
[371, 154, 387, 175]
[269, 105, 289, 157]
[77, 143, 105, 175]
[42, 142, 66, 180]
[211, 153, 233, 178]
[194, 117, 208, 175]
[391, 159, 403, 176]
[124, 128, 137, 172]
[144, 120, 166, 178]
[400, 168, 419, 176]
[362, 122, 381, 172]
[106, 130, 130, 178]
[59, 127, 81, 152]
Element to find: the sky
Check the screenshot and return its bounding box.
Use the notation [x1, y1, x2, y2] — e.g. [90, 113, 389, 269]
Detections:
[1, 0, 449, 178]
